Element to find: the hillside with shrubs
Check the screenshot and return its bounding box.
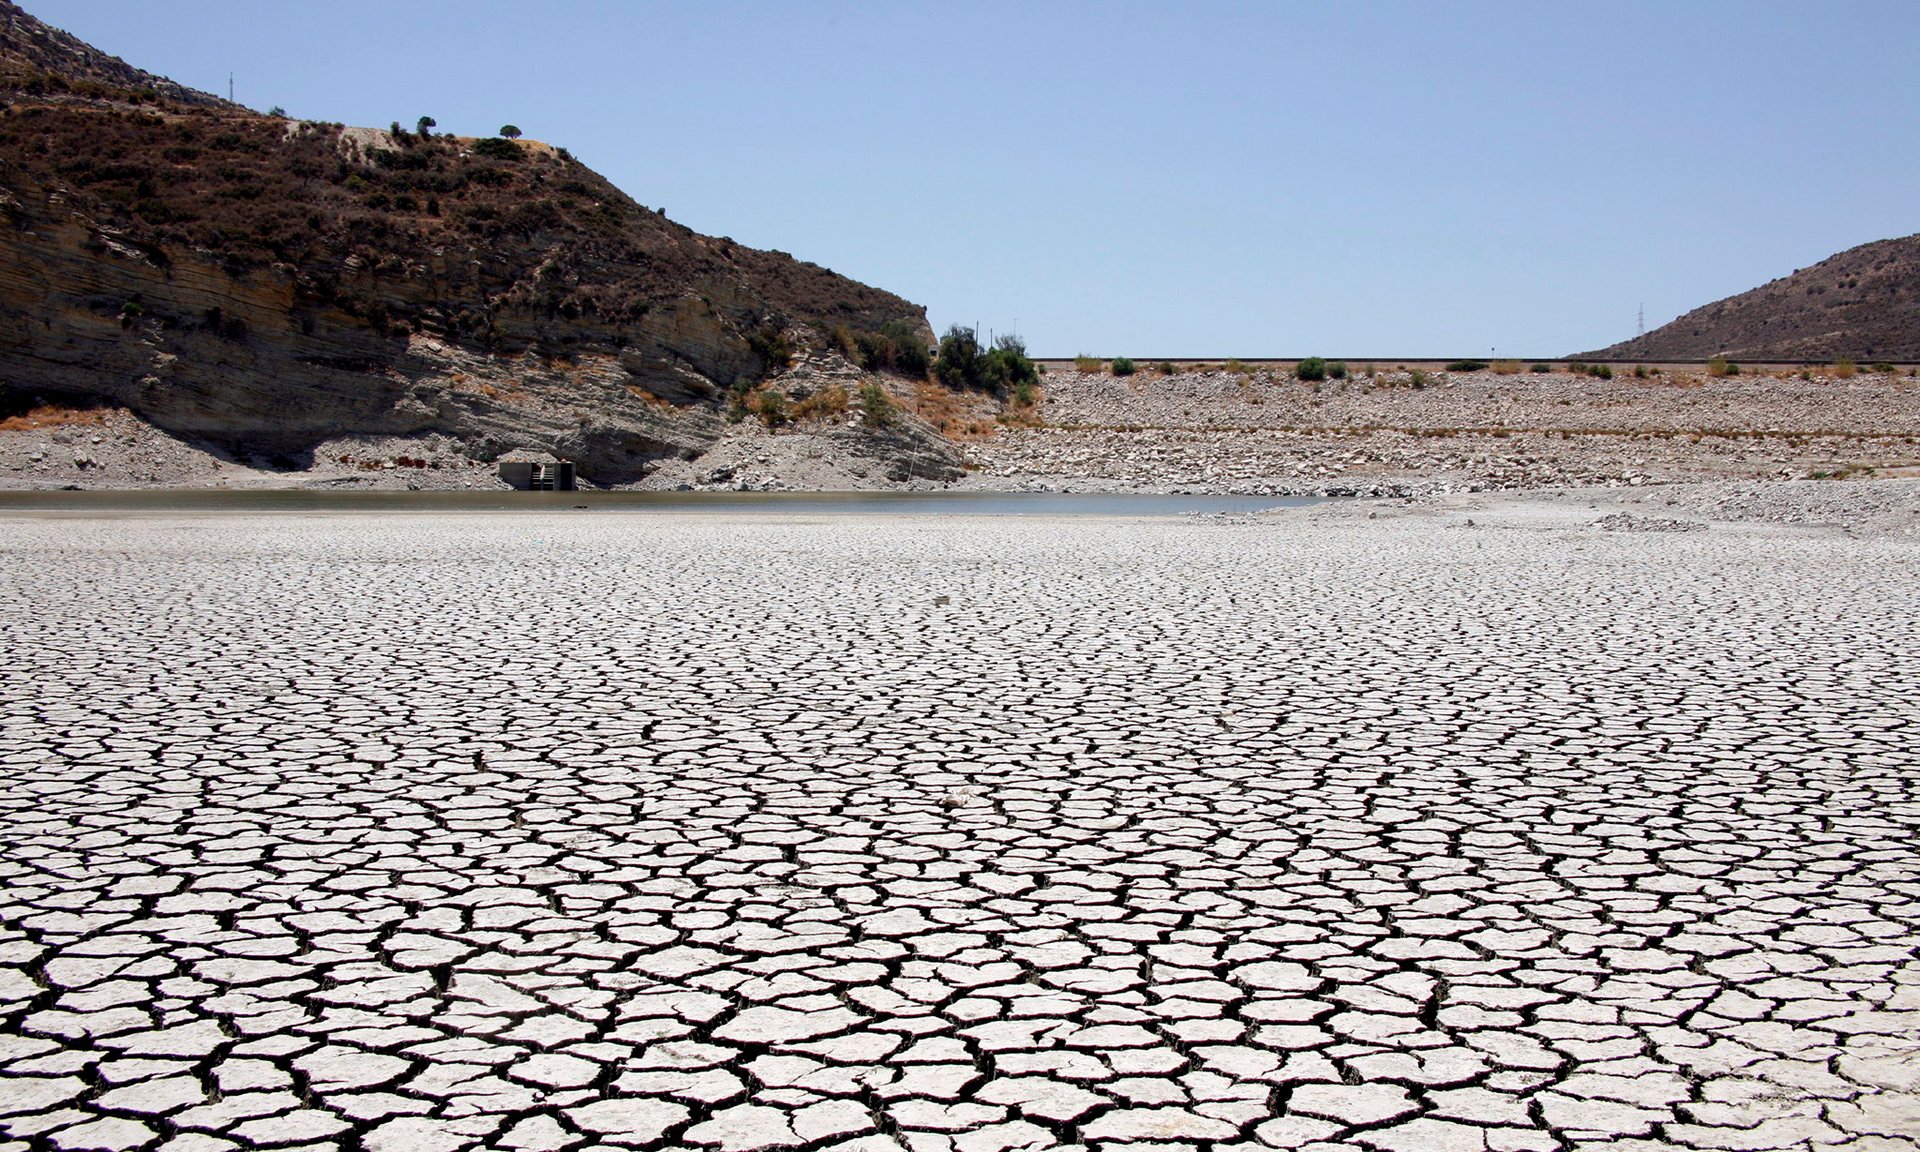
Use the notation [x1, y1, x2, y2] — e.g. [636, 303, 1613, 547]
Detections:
[1581, 234, 1920, 362]
[0, 1, 941, 480]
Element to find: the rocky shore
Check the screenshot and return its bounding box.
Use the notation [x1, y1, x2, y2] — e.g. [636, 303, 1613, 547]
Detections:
[4, 365, 1916, 501]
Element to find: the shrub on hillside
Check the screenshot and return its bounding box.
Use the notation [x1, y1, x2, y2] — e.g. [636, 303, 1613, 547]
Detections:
[859, 382, 898, 428]
[983, 334, 1040, 394]
[1295, 356, 1327, 382]
[856, 320, 931, 378]
[750, 328, 794, 371]
[752, 388, 789, 427]
[934, 325, 982, 389]
[790, 383, 848, 421]
[1327, 361, 1348, 380]
[1446, 360, 1488, 372]
[472, 136, 522, 160]
[822, 323, 858, 360]
[1073, 354, 1103, 374]
[1157, 361, 1176, 375]
[1110, 356, 1136, 377]
[1530, 362, 1553, 373]
[1707, 355, 1739, 377]
[936, 327, 1037, 395]
[1871, 361, 1895, 374]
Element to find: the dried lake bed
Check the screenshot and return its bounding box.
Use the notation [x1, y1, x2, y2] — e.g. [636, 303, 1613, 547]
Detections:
[1, 489, 1917, 1152]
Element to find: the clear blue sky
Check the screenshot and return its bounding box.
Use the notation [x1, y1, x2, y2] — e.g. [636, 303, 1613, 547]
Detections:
[32, 1, 1920, 357]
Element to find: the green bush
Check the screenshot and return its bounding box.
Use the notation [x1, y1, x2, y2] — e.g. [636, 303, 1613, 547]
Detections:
[1871, 361, 1896, 374]
[855, 320, 931, 378]
[1593, 363, 1613, 379]
[1157, 361, 1176, 375]
[859, 382, 897, 429]
[1295, 356, 1327, 382]
[936, 328, 1037, 395]
[823, 323, 858, 360]
[1110, 356, 1136, 377]
[1328, 361, 1348, 380]
[934, 325, 983, 389]
[752, 388, 789, 427]
[1446, 360, 1488, 372]
[982, 334, 1040, 394]
[1530, 362, 1553, 373]
[472, 136, 522, 160]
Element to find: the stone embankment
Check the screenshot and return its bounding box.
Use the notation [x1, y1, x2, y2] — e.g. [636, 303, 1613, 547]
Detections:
[970, 367, 1920, 494]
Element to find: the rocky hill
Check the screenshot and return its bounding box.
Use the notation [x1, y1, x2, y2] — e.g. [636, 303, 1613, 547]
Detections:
[1579, 234, 1920, 362]
[0, 1, 938, 482]
[0, 1, 230, 108]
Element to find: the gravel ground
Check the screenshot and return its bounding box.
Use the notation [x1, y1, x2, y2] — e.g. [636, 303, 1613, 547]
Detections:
[2, 490, 1916, 1151]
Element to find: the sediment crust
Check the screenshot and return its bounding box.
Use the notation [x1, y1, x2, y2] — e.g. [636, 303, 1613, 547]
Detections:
[1, 483, 1916, 1150]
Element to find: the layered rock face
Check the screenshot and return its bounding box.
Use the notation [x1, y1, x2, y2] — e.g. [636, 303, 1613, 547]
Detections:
[0, 2, 934, 482]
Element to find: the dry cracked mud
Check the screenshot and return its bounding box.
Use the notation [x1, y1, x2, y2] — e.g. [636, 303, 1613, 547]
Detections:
[2, 504, 1917, 1152]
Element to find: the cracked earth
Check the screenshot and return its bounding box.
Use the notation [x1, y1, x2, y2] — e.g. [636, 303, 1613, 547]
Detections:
[2, 503, 1917, 1152]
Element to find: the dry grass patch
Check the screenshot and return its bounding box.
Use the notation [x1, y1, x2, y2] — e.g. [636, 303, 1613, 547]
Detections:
[790, 383, 849, 421]
[0, 403, 112, 431]
[912, 381, 1000, 440]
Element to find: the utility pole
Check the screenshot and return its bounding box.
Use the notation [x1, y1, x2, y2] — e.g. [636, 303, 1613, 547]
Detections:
[1637, 304, 1646, 338]
[228, 73, 234, 103]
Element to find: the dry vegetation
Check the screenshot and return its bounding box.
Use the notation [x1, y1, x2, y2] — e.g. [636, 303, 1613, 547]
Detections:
[0, 401, 109, 431]
[911, 381, 999, 439]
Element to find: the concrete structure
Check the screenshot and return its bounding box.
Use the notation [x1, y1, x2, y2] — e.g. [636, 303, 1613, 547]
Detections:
[497, 458, 576, 490]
